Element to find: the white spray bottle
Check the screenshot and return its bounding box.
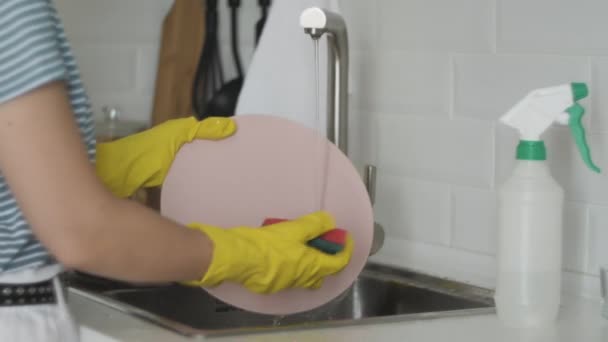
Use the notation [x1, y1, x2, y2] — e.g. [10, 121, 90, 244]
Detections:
[496, 83, 600, 327]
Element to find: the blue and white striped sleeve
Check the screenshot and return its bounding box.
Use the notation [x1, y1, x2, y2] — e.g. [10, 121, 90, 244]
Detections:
[0, 0, 67, 104]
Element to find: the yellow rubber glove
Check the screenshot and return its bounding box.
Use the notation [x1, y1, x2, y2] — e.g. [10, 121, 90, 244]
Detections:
[95, 117, 236, 198]
[185, 211, 354, 294]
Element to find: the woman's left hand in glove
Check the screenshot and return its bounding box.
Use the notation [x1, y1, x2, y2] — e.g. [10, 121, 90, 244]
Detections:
[95, 116, 236, 198]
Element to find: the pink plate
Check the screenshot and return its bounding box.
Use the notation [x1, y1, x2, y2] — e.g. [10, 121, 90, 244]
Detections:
[160, 114, 373, 315]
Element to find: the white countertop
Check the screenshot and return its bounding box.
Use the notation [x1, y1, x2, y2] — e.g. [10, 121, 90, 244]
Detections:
[68, 290, 608, 342]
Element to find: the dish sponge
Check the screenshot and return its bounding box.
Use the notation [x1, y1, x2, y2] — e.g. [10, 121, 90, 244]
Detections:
[261, 218, 347, 255]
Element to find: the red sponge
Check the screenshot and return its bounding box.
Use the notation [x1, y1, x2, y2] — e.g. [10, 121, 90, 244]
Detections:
[261, 218, 287, 226]
[261, 217, 347, 246]
[319, 228, 348, 245]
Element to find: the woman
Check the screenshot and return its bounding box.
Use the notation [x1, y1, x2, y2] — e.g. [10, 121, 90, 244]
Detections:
[0, 0, 353, 340]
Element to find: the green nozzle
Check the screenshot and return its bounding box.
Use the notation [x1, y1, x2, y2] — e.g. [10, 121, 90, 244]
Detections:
[567, 103, 600, 173]
[516, 141, 547, 161]
[571, 83, 588, 101]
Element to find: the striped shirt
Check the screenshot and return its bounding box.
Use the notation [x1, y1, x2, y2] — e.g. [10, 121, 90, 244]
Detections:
[0, 0, 96, 273]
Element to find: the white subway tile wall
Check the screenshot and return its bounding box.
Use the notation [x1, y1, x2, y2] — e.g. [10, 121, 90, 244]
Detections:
[72, 44, 138, 93]
[591, 58, 608, 133]
[588, 206, 608, 275]
[376, 115, 493, 187]
[54, 0, 608, 298]
[374, 174, 450, 245]
[378, 0, 494, 53]
[453, 54, 590, 120]
[56, 0, 172, 44]
[339, 0, 377, 49]
[562, 203, 590, 273]
[451, 186, 497, 255]
[135, 45, 161, 94]
[497, 0, 608, 55]
[353, 51, 450, 115]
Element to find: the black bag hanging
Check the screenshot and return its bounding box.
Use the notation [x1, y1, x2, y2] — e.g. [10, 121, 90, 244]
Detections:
[192, 0, 244, 119]
[255, 0, 271, 46]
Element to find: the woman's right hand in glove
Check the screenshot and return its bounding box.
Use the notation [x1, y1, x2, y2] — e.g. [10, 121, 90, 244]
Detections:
[184, 211, 354, 294]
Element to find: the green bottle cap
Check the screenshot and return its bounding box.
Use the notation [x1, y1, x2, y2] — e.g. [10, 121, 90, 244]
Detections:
[567, 103, 600, 173]
[571, 83, 588, 101]
[516, 141, 546, 161]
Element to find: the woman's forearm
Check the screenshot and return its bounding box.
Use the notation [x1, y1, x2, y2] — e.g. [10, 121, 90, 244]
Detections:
[0, 81, 213, 284]
[69, 197, 213, 284]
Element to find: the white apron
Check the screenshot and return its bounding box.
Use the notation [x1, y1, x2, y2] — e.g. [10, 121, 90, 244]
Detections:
[0, 264, 79, 341]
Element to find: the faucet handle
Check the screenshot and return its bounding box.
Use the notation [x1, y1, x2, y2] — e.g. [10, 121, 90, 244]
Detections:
[364, 164, 376, 205]
[601, 266, 608, 319]
[363, 164, 384, 256]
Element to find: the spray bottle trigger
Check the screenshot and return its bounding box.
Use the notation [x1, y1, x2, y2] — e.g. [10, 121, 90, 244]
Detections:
[571, 83, 589, 101]
[567, 103, 601, 173]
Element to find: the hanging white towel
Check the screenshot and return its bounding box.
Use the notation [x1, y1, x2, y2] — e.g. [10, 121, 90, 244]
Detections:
[235, 0, 341, 135]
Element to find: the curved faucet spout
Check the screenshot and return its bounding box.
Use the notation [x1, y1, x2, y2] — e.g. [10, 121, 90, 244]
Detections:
[300, 7, 384, 256]
[300, 7, 349, 156]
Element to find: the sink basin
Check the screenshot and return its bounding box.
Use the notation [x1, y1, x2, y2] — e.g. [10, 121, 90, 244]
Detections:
[64, 263, 495, 337]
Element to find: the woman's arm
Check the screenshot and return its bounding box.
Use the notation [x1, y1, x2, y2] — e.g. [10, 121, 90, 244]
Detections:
[0, 81, 213, 283]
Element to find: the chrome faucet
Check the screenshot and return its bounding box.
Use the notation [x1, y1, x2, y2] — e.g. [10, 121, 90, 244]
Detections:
[300, 7, 349, 155]
[300, 7, 384, 256]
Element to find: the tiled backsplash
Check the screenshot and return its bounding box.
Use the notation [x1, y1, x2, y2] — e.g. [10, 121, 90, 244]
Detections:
[56, 0, 608, 299]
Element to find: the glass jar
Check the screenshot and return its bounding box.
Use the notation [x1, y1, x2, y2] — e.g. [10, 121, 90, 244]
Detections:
[95, 106, 146, 142]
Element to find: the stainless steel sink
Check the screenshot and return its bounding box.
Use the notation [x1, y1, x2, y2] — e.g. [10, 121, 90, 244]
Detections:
[64, 263, 495, 337]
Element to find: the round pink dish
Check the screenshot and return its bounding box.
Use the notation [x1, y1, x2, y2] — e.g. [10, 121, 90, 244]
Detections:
[160, 114, 374, 315]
